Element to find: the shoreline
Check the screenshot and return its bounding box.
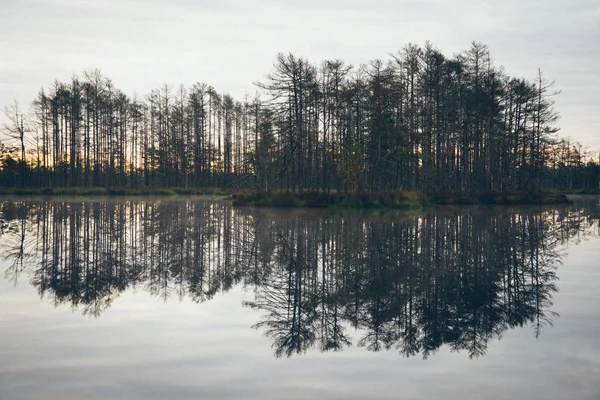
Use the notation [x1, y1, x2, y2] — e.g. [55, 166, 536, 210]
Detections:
[232, 190, 573, 208]
[0, 187, 575, 207]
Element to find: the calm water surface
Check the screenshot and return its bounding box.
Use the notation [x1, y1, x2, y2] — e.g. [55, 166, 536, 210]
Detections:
[1, 197, 600, 400]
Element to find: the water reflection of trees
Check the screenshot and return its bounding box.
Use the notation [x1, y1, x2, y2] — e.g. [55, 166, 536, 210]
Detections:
[1, 199, 598, 358]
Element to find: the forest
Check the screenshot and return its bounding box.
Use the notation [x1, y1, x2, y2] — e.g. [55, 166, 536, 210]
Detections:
[1, 42, 599, 193]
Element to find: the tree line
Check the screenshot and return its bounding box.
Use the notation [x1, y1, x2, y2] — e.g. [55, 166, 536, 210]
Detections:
[3, 199, 596, 357]
[2, 42, 599, 192]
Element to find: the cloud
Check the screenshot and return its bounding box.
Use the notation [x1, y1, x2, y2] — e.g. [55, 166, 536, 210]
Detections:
[1, 0, 598, 147]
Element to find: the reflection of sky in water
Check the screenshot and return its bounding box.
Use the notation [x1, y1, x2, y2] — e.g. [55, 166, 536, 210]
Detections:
[1, 201, 600, 400]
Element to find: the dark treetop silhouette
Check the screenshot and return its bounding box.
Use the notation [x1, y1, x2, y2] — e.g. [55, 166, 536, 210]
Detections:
[2, 42, 599, 192]
[3, 198, 598, 358]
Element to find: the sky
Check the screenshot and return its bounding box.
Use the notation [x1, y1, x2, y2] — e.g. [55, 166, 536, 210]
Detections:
[1, 0, 599, 149]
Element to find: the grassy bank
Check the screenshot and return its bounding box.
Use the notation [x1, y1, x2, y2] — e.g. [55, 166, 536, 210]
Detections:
[233, 190, 572, 208]
[560, 188, 600, 195]
[0, 187, 233, 197]
[233, 190, 429, 209]
[0, 187, 573, 207]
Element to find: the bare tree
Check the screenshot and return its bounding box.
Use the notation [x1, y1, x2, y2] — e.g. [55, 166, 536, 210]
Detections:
[2, 100, 29, 186]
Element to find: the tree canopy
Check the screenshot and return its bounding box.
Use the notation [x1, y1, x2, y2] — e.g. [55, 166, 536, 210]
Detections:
[1, 42, 597, 192]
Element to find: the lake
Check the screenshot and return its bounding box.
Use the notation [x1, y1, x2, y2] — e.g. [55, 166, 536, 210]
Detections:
[1, 197, 599, 400]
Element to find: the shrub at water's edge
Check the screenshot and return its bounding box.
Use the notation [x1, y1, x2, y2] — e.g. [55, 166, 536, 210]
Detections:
[232, 190, 429, 209]
[232, 190, 572, 208]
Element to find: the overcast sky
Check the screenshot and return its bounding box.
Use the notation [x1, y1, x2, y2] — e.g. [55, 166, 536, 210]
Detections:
[1, 0, 598, 149]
